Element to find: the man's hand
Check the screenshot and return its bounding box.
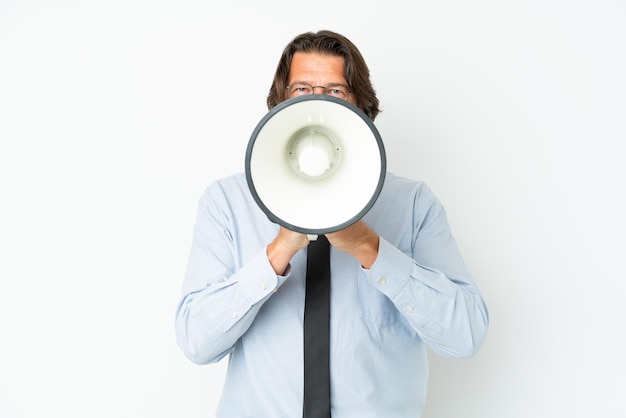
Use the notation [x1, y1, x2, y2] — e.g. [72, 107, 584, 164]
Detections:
[267, 221, 380, 274]
[325, 220, 379, 269]
[267, 227, 310, 275]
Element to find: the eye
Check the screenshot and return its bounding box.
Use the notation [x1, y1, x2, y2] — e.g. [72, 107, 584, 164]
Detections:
[326, 86, 348, 98]
[327, 88, 346, 97]
[289, 83, 312, 96]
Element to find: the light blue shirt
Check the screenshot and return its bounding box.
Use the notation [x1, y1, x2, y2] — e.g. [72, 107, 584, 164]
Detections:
[175, 172, 489, 418]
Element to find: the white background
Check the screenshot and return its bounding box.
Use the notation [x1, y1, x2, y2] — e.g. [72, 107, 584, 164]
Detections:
[1, 0, 625, 417]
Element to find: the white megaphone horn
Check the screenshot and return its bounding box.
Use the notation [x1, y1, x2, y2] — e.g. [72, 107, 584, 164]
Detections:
[245, 95, 386, 238]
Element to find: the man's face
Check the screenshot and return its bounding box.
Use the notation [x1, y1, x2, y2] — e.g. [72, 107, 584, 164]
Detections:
[286, 52, 357, 106]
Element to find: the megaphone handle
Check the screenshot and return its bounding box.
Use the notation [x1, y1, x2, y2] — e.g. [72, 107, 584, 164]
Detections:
[307, 234, 319, 241]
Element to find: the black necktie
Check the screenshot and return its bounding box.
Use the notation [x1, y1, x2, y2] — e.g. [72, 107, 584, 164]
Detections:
[303, 235, 331, 418]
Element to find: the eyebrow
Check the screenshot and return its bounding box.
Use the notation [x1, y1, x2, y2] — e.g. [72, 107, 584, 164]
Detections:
[289, 81, 350, 87]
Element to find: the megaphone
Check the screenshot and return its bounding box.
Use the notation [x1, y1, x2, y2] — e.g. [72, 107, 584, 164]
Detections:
[245, 94, 386, 236]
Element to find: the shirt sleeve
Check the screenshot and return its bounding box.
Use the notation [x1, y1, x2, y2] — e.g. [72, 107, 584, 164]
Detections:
[176, 249, 290, 365]
[174, 180, 288, 365]
[366, 188, 489, 358]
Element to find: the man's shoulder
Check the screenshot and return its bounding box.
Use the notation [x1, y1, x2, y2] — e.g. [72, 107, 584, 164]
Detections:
[204, 172, 246, 190]
[383, 172, 433, 197]
[199, 172, 249, 201]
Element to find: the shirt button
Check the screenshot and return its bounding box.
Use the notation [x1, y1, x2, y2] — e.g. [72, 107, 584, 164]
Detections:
[406, 306, 414, 313]
[260, 282, 267, 290]
[378, 278, 387, 285]
[232, 312, 238, 318]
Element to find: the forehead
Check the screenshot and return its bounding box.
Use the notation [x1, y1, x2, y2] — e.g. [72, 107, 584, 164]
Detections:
[288, 52, 347, 83]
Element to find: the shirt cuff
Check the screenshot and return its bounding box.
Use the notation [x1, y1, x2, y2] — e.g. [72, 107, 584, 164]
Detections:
[366, 237, 413, 299]
[235, 249, 287, 304]
[365, 237, 446, 336]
